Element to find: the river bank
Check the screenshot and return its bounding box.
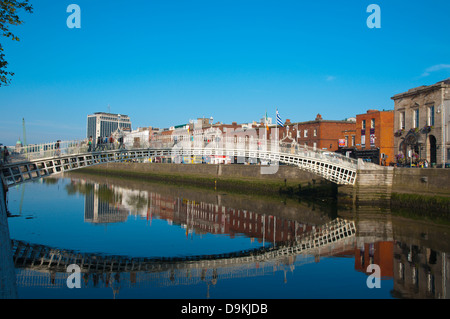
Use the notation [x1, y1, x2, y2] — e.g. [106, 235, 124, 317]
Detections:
[78, 162, 337, 199]
[76, 162, 450, 215]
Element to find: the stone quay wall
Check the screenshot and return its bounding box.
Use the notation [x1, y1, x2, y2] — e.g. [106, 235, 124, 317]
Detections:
[78, 162, 450, 206]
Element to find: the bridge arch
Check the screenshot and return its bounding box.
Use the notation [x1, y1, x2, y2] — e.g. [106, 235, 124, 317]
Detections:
[1, 136, 358, 187]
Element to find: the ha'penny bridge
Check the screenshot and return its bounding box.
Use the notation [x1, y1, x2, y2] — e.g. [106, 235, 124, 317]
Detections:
[1, 136, 361, 187]
[12, 218, 356, 289]
[0, 135, 392, 293]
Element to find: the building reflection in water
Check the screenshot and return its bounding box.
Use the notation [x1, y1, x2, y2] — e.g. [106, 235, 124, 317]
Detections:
[7, 176, 450, 299]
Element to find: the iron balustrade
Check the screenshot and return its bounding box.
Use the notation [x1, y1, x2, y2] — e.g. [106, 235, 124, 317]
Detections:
[1, 136, 358, 186]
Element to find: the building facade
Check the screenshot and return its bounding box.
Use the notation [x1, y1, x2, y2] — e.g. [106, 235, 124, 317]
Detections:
[287, 114, 356, 152]
[391, 79, 450, 167]
[87, 112, 132, 140]
[354, 109, 394, 165]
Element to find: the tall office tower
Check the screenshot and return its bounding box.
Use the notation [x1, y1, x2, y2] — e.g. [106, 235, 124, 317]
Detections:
[87, 112, 132, 139]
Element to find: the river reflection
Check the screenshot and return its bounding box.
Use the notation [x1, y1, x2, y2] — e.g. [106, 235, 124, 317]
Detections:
[2, 172, 450, 299]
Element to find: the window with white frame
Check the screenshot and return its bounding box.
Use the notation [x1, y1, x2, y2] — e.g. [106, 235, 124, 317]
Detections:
[413, 109, 419, 128]
[427, 105, 435, 126]
[304, 129, 308, 137]
[399, 111, 405, 130]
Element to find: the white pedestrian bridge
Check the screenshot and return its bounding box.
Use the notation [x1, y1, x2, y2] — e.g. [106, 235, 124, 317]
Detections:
[1, 136, 358, 187]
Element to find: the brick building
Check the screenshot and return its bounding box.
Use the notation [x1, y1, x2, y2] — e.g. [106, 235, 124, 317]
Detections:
[357, 110, 394, 165]
[286, 114, 356, 151]
[336, 110, 394, 165]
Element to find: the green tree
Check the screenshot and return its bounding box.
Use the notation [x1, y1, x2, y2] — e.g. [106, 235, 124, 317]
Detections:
[0, 0, 33, 86]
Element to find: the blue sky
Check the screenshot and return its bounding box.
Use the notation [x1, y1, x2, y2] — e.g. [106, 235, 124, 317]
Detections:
[1, 0, 450, 145]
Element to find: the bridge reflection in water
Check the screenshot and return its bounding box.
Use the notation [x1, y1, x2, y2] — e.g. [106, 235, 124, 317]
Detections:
[4, 175, 450, 299]
[12, 217, 356, 290]
[8, 175, 358, 295]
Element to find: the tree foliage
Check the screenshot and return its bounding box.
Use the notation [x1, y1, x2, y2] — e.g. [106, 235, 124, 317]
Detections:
[0, 0, 33, 86]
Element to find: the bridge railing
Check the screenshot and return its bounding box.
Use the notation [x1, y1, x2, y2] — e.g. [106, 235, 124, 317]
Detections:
[4, 139, 90, 163]
[3, 134, 358, 170]
[147, 135, 358, 169]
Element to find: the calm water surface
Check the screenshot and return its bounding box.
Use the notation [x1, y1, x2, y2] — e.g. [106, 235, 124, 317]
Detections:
[3, 172, 450, 299]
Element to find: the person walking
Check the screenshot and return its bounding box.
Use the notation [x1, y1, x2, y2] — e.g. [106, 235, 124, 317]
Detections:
[0, 145, 5, 165]
[3, 146, 9, 164]
[88, 136, 93, 152]
[109, 135, 114, 150]
[96, 136, 103, 151]
[54, 140, 61, 156]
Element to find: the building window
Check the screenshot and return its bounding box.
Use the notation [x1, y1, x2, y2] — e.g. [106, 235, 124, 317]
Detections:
[304, 129, 308, 137]
[297, 130, 301, 138]
[313, 129, 317, 136]
[400, 111, 405, 130]
[351, 135, 355, 147]
[413, 109, 419, 128]
[371, 118, 375, 128]
[428, 106, 435, 126]
[345, 136, 348, 147]
[362, 120, 366, 130]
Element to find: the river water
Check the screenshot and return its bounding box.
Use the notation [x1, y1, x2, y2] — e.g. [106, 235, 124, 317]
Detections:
[3, 172, 450, 299]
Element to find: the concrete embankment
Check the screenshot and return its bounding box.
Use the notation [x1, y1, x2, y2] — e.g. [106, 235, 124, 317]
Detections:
[390, 168, 450, 214]
[0, 179, 18, 298]
[78, 162, 336, 198]
[339, 166, 450, 213]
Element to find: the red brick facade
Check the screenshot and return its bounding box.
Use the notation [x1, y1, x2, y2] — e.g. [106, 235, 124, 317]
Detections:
[286, 114, 356, 151]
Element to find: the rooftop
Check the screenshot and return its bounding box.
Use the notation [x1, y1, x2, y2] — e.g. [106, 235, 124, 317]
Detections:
[391, 78, 450, 100]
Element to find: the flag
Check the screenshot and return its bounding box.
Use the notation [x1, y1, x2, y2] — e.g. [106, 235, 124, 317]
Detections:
[276, 109, 284, 127]
[265, 110, 269, 131]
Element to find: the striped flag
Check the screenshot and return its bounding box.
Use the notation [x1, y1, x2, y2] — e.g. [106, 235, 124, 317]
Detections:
[276, 109, 284, 127]
[265, 110, 269, 131]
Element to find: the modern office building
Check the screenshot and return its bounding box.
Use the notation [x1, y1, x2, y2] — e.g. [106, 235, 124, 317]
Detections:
[86, 112, 132, 140]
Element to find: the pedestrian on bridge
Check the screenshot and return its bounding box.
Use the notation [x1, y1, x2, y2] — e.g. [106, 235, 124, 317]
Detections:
[96, 136, 103, 151]
[109, 135, 114, 150]
[2, 146, 9, 164]
[88, 136, 93, 152]
[54, 140, 61, 157]
[0, 145, 4, 165]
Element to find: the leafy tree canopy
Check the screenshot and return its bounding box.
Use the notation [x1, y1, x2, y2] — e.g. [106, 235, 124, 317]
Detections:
[0, 0, 33, 86]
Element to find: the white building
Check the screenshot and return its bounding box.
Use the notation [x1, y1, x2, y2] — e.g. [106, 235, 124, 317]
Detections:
[87, 112, 132, 140]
